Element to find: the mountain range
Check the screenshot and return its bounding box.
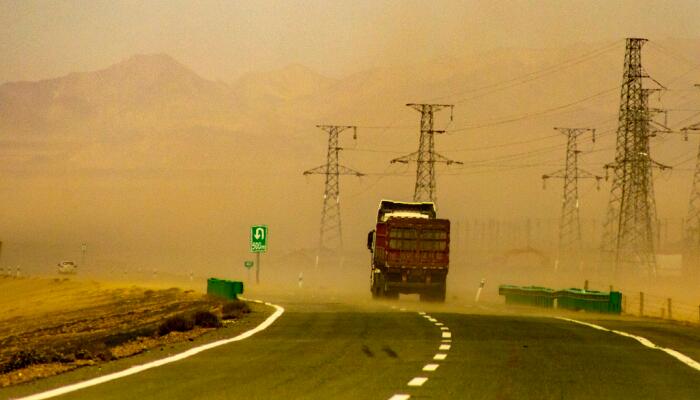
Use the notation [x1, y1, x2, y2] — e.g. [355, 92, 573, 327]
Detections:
[0, 39, 698, 262]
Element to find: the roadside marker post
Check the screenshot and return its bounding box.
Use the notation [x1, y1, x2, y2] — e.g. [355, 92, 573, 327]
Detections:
[250, 225, 268, 284]
[244, 260, 254, 283]
[475, 278, 486, 303]
[81, 242, 87, 270]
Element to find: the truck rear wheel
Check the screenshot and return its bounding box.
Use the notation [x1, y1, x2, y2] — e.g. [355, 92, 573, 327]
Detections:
[383, 290, 399, 300]
[371, 280, 398, 300]
[420, 285, 446, 303]
[433, 285, 446, 302]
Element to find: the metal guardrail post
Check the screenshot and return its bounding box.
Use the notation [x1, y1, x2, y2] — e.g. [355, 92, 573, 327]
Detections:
[639, 292, 644, 317]
[667, 298, 672, 320]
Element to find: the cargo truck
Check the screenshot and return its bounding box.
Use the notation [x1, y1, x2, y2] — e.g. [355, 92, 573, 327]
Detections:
[366, 200, 450, 302]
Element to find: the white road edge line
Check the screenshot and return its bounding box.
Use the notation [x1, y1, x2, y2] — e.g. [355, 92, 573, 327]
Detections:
[556, 316, 700, 371]
[16, 299, 286, 400]
[407, 377, 428, 387]
[388, 394, 411, 400]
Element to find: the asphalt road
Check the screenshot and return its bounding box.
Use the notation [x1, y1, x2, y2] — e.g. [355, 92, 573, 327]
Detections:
[5, 296, 700, 400]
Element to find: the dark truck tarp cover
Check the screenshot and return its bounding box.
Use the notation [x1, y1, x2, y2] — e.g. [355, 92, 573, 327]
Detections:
[377, 200, 436, 221]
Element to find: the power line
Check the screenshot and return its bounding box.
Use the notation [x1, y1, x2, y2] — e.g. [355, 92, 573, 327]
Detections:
[447, 85, 621, 133]
[425, 40, 623, 104]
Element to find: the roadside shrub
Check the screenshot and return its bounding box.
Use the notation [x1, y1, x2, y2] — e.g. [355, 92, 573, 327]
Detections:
[104, 327, 157, 347]
[221, 300, 251, 320]
[1, 350, 45, 373]
[193, 311, 222, 328]
[157, 315, 194, 336]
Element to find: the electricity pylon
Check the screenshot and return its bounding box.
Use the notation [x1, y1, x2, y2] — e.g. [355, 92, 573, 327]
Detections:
[391, 103, 462, 204]
[542, 127, 601, 271]
[600, 38, 671, 278]
[682, 111, 700, 277]
[303, 125, 363, 251]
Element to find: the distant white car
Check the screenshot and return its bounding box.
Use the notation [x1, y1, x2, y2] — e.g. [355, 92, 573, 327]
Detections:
[57, 261, 78, 275]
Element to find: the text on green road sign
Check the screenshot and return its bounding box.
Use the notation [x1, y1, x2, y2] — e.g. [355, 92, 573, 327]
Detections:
[250, 225, 268, 252]
[244, 260, 254, 268]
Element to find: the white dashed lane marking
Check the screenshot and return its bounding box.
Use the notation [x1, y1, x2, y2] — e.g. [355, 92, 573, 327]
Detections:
[408, 377, 429, 387]
[388, 312, 452, 400]
[423, 363, 440, 371]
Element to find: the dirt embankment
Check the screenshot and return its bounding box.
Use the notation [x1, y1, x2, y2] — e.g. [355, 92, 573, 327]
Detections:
[0, 276, 250, 387]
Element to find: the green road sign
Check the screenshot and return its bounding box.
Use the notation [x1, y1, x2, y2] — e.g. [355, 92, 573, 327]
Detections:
[250, 225, 268, 253]
[244, 260, 254, 269]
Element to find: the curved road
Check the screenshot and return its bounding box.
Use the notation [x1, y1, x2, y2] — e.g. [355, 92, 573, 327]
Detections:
[4, 296, 700, 400]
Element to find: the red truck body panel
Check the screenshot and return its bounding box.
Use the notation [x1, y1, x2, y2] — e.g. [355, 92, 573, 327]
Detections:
[373, 218, 450, 270]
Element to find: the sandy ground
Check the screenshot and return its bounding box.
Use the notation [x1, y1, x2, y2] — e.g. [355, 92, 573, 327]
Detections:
[0, 276, 247, 387]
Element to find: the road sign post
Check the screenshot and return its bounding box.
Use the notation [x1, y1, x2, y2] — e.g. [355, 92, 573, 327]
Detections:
[250, 225, 268, 284]
[256, 253, 260, 283]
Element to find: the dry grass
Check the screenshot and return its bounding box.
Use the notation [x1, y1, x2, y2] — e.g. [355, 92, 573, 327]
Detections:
[0, 276, 245, 387]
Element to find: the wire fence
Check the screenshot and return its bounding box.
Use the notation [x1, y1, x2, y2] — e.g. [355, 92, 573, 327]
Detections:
[622, 291, 700, 324]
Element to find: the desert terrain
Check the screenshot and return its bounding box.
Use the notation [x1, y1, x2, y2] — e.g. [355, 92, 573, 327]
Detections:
[0, 275, 257, 387]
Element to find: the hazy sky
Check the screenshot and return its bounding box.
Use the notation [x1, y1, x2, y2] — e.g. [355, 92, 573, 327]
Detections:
[1, 0, 699, 83]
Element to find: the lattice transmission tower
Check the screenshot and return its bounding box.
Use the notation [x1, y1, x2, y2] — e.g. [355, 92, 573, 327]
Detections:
[681, 108, 700, 277]
[600, 38, 671, 278]
[391, 103, 462, 203]
[303, 125, 363, 251]
[542, 128, 601, 271]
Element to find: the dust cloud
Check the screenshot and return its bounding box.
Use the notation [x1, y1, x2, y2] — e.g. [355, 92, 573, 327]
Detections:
[0, 3, 699, 310]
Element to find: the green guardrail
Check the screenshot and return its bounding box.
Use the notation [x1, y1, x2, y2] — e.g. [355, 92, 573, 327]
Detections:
[207, 278, 244, 300]
[498, 284, 621, 314]
[498, 285, 555, 308]
[556, 288, 622, 314]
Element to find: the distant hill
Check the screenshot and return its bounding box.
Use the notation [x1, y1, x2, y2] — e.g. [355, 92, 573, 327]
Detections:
[0, 53, 237, 136]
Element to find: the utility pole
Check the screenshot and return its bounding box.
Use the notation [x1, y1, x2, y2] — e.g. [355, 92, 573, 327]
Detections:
[600, 38, 671, 279]
[542, 127, 601, 271]
[303, 125, 363, 252]
[391, 103, 462, 203]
